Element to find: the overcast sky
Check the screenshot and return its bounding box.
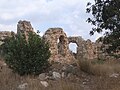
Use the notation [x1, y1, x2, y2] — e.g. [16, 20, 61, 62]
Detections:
[0, 0, 103, 42]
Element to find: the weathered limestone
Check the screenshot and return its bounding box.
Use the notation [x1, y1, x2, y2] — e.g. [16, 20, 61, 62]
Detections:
[68, 36, 84, 47]
[0, 20, 34, 42]
[17, 20, 34, 40]
[85, 39, 98, 60]
[68, 36, 85, 60]
[0, 31, 12, 47]
[43, 28, 75, 63]
[68, 37, 98, 60]
[0, 31, 12, 41]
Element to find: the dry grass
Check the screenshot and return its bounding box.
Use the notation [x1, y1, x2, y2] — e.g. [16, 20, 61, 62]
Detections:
[1, 56, 120, 90]
[79, 59, 120, 76]
[77, 59, 120, 90]
[0, 57, 81, 90]
[89, 75, 120, 90]
[0, 68, 81, 90]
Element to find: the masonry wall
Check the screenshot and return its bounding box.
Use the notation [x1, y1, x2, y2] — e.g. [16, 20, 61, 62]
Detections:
[0, 20, 117, 63]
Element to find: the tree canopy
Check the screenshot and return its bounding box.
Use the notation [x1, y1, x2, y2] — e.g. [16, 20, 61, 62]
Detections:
[86, 0, 120, 57]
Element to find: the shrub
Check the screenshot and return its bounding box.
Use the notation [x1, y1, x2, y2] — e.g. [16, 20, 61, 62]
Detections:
[1, 32, 51, 75]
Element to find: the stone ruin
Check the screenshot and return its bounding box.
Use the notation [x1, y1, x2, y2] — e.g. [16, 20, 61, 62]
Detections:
[17, 20, 35, 40]
[0, 20, 117, 63]
[43, 28, 75, 63]
[0, 31, 12, 45]
[68, 37, 98, 60]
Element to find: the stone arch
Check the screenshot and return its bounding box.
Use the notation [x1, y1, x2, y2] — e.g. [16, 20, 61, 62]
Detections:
[69, 43, 78, 59]
[68, 36, 84, 47]
[69, 39, 79, 47]
[43, 28, 75, 63]
[68, 36, 84, 52]
[68, 36, 85, 60]
[69, 43, 77, 53]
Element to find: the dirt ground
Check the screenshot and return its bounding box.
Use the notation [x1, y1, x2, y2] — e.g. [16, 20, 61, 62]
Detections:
[0, 61, 120, 90]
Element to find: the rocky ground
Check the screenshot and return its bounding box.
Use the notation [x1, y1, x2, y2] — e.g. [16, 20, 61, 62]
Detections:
[0, 59, 120, 90]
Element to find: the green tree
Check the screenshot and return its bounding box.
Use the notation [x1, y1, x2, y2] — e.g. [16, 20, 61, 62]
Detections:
[86, 0, 120, 58]
[1, 32, 51, 75]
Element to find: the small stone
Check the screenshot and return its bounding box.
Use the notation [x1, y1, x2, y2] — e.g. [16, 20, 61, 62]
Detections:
[40, 81, 49, 87]
[0, 61, 6, 66]
[17, 83, 28, 90]
[48, 71, 53, 76]
[83, 81, 87, 85]
[53, 71, 61, 79]
[61, 72, 65, 78]
[109, 73, 119, 78]
[45, 76, 54, 80]
[62, 64, 77, 75]
[39, 73, 46, 80]
[84, 78, 89, 82]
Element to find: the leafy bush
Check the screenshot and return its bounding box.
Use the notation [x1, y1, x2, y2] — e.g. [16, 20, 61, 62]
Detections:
[1, 32, 51, 75]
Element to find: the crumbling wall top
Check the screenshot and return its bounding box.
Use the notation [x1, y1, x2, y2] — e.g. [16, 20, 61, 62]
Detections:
[17, 20, 34, 35]
[68, 36, 85, 47]
[43, 28, 75, 63]
[0, 31, 12, 40]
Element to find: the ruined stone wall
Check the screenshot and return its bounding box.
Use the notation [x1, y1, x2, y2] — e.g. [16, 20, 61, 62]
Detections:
[43, 28, 75, 63]
[68, 36, 115, 60]
[17, 20, 34, 41]
[68, 37, 98, 60]
[0, 31, 12, 41]
[0, 20, 34, 42]
[85, 39, 98, 60]
[0, 20, 118, 63]
[68, 36, 85, 60]
[0, 31, 12, 46]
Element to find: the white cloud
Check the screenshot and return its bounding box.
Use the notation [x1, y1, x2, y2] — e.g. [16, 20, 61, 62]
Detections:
[0, 0, 90, 20]
[0, 0, 100, 41]
[0, 24, 16, 32]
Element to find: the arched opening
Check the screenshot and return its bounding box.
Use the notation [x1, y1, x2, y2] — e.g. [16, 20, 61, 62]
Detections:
[57, 35, 66, 56]
[69, 43, 78, 58]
